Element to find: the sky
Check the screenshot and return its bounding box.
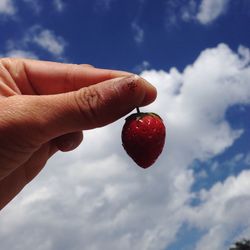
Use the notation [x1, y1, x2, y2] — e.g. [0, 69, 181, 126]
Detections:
[0, 0, 250, 249]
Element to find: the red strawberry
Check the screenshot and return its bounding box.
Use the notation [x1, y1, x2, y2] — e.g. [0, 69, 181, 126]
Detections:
[121, 108, 166, 168]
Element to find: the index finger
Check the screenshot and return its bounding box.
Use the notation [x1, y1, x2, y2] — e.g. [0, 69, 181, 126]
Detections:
[2, 58, 132, 95]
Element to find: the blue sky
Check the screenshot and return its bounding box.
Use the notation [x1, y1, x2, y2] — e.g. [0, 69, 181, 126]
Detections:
[1, 1, 250, 250]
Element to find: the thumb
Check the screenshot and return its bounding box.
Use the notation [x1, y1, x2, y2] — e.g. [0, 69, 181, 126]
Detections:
[6, 75, 156, 144]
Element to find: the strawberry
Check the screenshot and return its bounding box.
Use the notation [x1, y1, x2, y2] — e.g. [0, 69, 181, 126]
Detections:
[121, 108, 166, 168]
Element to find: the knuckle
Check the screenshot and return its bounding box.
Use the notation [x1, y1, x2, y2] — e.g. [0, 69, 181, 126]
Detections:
[0, 58, 20, 78]
[0, 57, 14, 67]
[0, 58, 29, 95]
[74, 86, 103, 128]
[64, 64, 79, 91]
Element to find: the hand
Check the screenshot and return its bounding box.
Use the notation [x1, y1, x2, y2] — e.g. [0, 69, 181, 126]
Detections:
[0, 58, 156, 209]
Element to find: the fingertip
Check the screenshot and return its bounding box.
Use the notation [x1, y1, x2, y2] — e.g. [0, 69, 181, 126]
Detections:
[53, 131, 83, 152]
[136, 75, 157, 106]
[121, 74, 157, 106]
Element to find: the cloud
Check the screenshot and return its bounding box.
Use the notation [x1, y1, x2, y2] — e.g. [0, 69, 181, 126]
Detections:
[2, 49, 38, 59]
[1, 37, 39, 59]
[180, 0, 197, 22]
[53, 0, 65, 12]
[131, 21, 144, 44]
[0, 0, 16, 15]
[209, 152, 248, 175]
[0, 0, 66, 20]
[189, 170, 250, 250]
[165, 0, 232, 26]
[196, 0, 231, 24]
[0, 0, 41, 18]
[1, 43, 250, 250]
[2, 25, 67, 59]
[134, 60, 151, 73]
[30, 26, 67, 57]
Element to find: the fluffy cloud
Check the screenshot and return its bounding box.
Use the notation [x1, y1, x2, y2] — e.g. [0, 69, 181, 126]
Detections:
[142, 44, 250, 161]
[0, 0, 16, 15]
[2, 25, 67, 59]
[2, 49, 38, 59]
[189, 170, 250, 250]
[1, 43, 250, 250]
[196, 0, 231, 24]
[165, 0, 232, 26]
[30, 27, 67, 57]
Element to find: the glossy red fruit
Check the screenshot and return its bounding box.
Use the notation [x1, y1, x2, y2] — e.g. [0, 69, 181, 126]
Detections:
[121, 110, 166, 168]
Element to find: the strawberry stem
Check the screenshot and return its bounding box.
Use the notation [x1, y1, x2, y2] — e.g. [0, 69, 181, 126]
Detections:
[136, 107, 141, 114]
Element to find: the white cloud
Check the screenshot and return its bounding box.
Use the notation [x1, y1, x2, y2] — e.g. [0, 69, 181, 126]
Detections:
[3, 49, 38, 59]
[0, 0, 16, 15]
[196, 0, 231, 24]
[141, 44, 250, 162]
[31, 27, 67, 57]
[53, 0, 65, 12]
[0, 0, 65, 20]
[0, 0, 41, 18]
[1, 43, 250, 250]
[1, 25, 67, 59]
[190, 170, 250, 250]
[1, 37, 38, 59]
[134, 60, 151, 73]
[165, 0, 232, 26]
[131, 21, 144, 44]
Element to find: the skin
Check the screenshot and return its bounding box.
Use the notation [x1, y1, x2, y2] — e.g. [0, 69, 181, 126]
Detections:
[0, 58, 156, 209]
